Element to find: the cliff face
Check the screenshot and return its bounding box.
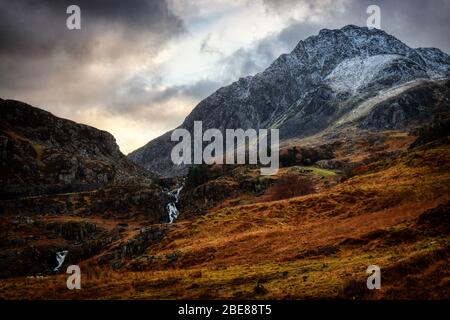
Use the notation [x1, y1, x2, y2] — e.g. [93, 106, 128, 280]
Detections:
[0, 99, 155, 198]
[0, 100, 175, 279]
[128, 25, 450, 177]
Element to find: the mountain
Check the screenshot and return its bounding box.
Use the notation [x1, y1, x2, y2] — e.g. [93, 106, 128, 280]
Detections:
[1, 26, 449, 300]
[0, 99, 155, 198]
[128, 25, 450, 177]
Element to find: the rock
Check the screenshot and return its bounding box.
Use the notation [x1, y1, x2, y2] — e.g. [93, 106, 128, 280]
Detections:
[46, 221, 99, 241]
[253, 280, 268, 295]
[98, 225, 169, 267]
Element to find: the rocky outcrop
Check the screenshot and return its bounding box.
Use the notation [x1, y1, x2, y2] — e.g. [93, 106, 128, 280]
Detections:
[359, 79, 450, 130]
[408, 108, 450, 149]
[0, 218, 124, 278]
[97, 225, 169, 269]
[1, 184, 170, 222]
[0, 99, 155, 198]
[46, 221, 99, 241]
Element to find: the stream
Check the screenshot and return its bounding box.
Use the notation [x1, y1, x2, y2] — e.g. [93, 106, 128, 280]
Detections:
[165, 186, 183, 223]
[53, 250, 68, 271]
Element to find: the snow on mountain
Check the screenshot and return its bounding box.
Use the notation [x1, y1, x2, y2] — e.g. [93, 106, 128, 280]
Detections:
[325, 54, 403, 93]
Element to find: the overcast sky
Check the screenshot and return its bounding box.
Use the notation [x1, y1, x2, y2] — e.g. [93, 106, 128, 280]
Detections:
[1, 0, 449, 153]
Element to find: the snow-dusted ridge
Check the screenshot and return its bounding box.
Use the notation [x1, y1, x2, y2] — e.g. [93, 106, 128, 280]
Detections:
[325, 54, 403, 93]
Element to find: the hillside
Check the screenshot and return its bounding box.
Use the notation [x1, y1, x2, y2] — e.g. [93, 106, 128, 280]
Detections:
[1, 118, 448, 299]
[0, 99, 155, 198]
[0, 100, 172, 279]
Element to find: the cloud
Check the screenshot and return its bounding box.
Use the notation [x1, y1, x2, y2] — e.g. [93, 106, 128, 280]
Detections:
[86, 78, 222, 154]
[0, 0, 185, 96]
[373, 0, 450, 53]
[0, 0, 183, 57]
[109, 75, 222, 114]
[262, 0, 347, 16]
[0, 0, 186, 153]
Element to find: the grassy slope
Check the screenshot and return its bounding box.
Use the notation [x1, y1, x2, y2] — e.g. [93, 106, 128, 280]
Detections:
[1, 141, 449, 299]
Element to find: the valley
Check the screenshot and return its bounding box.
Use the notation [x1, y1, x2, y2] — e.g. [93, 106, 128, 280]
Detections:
[1, 122, 449, 299]
[0, 25, 449, 300]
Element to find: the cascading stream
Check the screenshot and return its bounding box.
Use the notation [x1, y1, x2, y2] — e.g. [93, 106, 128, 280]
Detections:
[54, 250, 68, 271]
[165, 186, 183, 223]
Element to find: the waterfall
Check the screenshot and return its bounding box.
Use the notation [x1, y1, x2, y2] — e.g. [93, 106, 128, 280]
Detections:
[166, 186, 183, 223]
[167, 203, 178, 223]
[54, 250, 68, 271]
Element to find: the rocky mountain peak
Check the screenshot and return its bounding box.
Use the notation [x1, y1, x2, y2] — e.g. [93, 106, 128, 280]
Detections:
[128, 25, 450, 177]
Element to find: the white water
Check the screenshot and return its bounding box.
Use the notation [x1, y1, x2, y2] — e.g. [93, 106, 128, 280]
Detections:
[166, 186, 183, 224]
[167, 203, 179, 223]
[53, 250, 68, 271]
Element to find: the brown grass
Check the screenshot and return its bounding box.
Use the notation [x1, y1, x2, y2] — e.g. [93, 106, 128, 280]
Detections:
[1, 142, 449, 299]
[266, 173, 315, 201]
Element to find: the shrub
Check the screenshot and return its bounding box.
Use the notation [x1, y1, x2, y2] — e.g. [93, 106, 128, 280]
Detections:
[280, 147, 298, 167]
[339, 279, 367, 299]
[267, 174, 315, 200]
[341, 165, 355, 181]
[186, 164, 209, 188]
[352, 164, 370, 175]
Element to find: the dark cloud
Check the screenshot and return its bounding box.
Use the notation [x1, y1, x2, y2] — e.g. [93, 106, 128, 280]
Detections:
[262, 0, 450, 53]
[110, 76, 222, 114]
[0, 0, 186, 128]
[0, 0, 183, 57]
[0, 0, 184, 91]
[373, 0, 450, 53]
[0, 0, 189, 154]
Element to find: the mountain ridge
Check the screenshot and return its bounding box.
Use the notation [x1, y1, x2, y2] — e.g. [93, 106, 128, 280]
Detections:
[0, 98, 155, 198]
[128, 25, 450, 177]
